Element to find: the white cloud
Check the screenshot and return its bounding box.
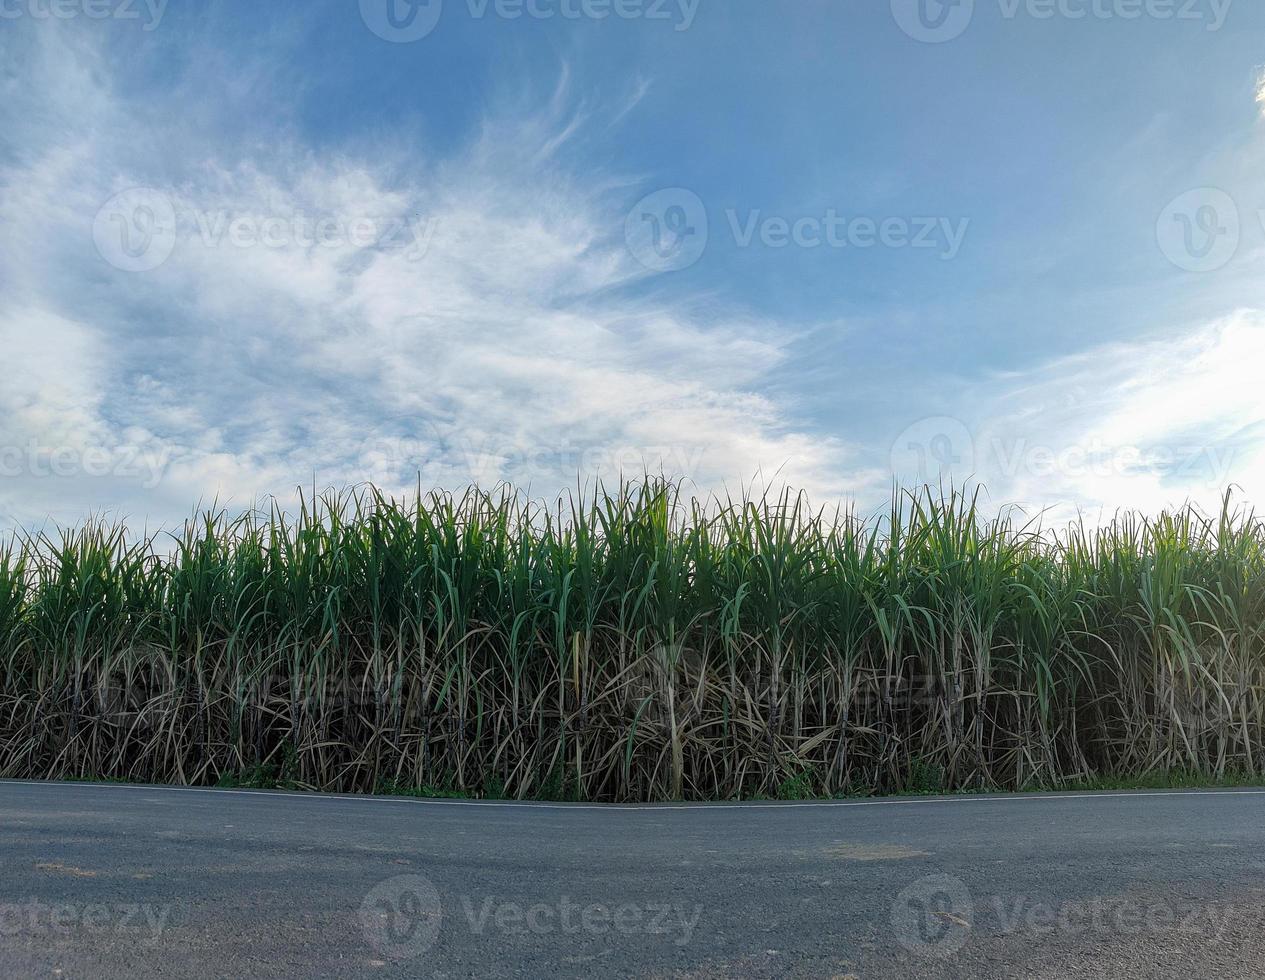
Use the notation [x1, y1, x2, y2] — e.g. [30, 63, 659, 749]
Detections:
[892, 310, 1265, 525]
[7, 24, 1258, 536]
[0, 25, 875, 530]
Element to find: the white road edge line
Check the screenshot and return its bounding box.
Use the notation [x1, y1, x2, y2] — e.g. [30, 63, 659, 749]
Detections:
[2, 779, 1265, 812]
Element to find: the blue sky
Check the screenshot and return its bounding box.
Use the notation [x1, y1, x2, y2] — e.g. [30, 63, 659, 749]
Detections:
[2, 0, 1264, 529]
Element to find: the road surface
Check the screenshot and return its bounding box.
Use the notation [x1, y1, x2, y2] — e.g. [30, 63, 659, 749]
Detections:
[2, 780, 1264, 978]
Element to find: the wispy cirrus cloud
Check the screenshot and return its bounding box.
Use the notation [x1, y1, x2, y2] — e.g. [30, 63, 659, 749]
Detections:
[0, 23, 878, 530]
[5, 14, 1265, 534]
[891, 310, 1265, 524]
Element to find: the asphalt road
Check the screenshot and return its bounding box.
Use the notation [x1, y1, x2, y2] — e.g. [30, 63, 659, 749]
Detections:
[2, 781, 1265, 979]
